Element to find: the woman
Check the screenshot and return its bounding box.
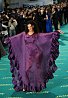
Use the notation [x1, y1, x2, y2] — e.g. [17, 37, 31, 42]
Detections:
[6, 20, 63, 92]
[45, 8, 53, 33]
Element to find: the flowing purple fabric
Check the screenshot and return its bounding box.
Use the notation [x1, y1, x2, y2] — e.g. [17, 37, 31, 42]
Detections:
[7, 31, 60, 92]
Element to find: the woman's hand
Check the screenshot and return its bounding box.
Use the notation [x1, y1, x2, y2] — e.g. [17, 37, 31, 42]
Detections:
[57, 30, 64, 34]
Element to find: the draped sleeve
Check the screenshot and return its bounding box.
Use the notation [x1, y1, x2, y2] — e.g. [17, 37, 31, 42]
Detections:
[37, 31, 60, 81]
[6, 32, 28, 91]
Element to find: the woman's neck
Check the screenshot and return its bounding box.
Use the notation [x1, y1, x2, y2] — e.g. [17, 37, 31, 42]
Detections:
[28, 31, 34, 35]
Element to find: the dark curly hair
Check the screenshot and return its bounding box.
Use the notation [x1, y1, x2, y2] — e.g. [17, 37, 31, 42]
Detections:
[25, 20, 39, 34]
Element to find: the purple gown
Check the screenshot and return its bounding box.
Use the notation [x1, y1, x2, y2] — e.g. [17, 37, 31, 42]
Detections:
[7, 31, 60, 92]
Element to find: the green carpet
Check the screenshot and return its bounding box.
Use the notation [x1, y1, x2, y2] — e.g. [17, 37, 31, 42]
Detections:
[0, 24, 68, 98]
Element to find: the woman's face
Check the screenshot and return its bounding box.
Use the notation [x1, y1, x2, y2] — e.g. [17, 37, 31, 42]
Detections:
[27, 24, 34, 32]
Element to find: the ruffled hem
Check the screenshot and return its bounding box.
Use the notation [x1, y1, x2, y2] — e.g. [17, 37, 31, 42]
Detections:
[46, 31, 60, 81]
